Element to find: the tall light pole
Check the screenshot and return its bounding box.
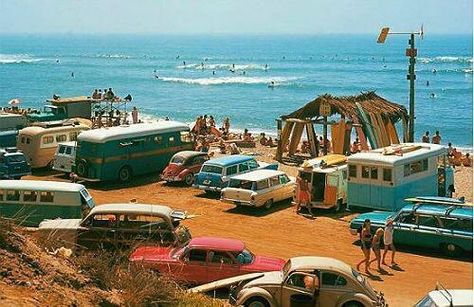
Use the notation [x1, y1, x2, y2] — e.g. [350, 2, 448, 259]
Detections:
[377, 26, 424, 142]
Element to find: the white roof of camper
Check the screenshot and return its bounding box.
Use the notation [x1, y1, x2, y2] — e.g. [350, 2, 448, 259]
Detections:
[347, 143, 447, 167]
[0, 180, 85, 192]
[78, 121, 189, 143]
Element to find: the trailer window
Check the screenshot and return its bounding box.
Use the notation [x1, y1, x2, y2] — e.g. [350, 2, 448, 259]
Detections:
[168, 136, 175, 145]
[154, 136, 163, 144]
[0, 190, 3, 201]
[43, 136, 54, 144]
[383, 168, 392, 182]
[70, 132, 79, 141]
[361, 166, 370, 179]
[6, 190, 20, 201]
[40, 191, 54, 203]
[370, 167, 378, 179]
[180, 131, 193, 143]
[422, 159, 428, 171]
[23, 191, 37, 202]
[56, 134, 67, 142]
[348, 165, 357, 178]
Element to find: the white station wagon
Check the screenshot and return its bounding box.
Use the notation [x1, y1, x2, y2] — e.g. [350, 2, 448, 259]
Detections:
[221, 169, 295, 209]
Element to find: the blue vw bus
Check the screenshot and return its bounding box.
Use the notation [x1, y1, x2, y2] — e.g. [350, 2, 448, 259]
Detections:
[349, 197, 473, 256]
[75, 121, 193, 182]
[193, 155, 278, 193]
[347, 143, 454, 211]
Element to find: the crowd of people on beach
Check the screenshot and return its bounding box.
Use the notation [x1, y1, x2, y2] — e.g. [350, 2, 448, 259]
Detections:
[422, 130, 472, 167]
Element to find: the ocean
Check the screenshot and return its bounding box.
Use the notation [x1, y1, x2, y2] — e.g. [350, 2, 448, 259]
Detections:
[0, 34, 472, 149]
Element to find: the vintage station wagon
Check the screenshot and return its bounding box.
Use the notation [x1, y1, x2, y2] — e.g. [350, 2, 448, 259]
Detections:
[194, 155, 278, 193]
[38, 203, 191, 251]
[229, 256, 385, 307]
[349, 197, 473, 256]
[129, 236, 285, 285]
[221, 169, 295, 209]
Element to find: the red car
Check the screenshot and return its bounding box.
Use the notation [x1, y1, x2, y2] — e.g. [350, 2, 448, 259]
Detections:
[161, 151, 209, 186]
[129, 236, 286, 285]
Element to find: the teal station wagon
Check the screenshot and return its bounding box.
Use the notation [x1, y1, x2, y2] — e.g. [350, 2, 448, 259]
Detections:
[349, 197, 473, 256]
[193, 155, 278, 193]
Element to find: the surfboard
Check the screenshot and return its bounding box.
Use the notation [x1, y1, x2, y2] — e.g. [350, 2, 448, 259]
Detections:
[355, 102, 377, 149]
[350, 115, 369, 150]
[376, 114, 390, 146]
[369, 113, 383, 148]
[385, 120, 400, 144]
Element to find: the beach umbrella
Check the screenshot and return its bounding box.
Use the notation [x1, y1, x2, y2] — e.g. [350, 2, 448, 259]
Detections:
[8, 98, 20, 106]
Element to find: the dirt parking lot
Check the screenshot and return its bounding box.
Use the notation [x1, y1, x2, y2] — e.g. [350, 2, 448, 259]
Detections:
[26, 171, 473, 307]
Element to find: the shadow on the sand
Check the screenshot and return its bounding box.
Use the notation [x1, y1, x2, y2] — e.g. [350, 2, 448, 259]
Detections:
[224, 200, 293, 217]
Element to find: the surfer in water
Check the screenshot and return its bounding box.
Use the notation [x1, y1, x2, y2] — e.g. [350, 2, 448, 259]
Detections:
[212, 70, 216, 75]
[183, 61, 186, 69]
[176, 55, 180, 59]
[264, 64, 268, 71]
[268, 81, 275, 89]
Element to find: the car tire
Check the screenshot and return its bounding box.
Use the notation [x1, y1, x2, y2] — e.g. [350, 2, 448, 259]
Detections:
[441, 243, 462, 257]
[244, 297, 270, 307]
[184, 173, 194, 186]
[118, 166, 133, 182]
[343, 301, 363, 307]
[264, 199, 273, 210]
[76, 159, 88, 177]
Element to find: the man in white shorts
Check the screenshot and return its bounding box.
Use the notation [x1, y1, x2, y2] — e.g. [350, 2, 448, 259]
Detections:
[382, 219, 397, 266]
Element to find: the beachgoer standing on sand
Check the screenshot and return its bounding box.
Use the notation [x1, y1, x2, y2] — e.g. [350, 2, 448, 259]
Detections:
[223, 117, 230, 134]
[369, 228, 384, 271]
[260, 133, 268, 146]
[422, 131, 430, 143]
[448, 143, 454, 156]
[209, 116, 215, 127]
[356, 219, 372, 274]
[295, 175, 312, 216]
[432, 131, 441, 144]
[91, 89, 99, 99]
[131, 107, 139, 124]
[382, 219, 397, 266]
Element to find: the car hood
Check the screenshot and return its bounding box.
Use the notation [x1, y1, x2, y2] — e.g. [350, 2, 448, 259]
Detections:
[243, 271, 283, 289]
[350, 211, 395, 228]
[38, 219, 82, 230]
[247, 255, 286, 272]
[129, 245, 174, 262]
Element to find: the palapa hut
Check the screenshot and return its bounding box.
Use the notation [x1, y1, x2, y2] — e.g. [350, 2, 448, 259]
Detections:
[276, 92, 409, 162]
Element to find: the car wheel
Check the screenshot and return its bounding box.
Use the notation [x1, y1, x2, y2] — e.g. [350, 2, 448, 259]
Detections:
[343, 301, 363, 307]
[442, 243, 462, 257]
[245, 297, 270, 307]
[184, 173, 194, 186]
[76, 159, 88, 177]
[118, 166, 133, 182]
[264, 199, 273, 210]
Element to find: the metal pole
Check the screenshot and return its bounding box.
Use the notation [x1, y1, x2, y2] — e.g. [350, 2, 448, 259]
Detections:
[408, 33, 416, 142]
[323, 116, 328, 155]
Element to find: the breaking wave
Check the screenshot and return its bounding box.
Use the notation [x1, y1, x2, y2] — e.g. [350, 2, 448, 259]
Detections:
[96, 54, 131, 59]
[176, 63, 268, 71]
[157, 76, 296, 86]
[0, 54, 44, 64]
[419, 56, 472, 64]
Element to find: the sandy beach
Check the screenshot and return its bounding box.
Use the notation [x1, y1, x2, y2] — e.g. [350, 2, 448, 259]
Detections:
[14, 142, 471, 307]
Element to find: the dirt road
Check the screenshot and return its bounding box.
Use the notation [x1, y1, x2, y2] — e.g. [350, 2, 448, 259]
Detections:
[26, 172, 473, 307]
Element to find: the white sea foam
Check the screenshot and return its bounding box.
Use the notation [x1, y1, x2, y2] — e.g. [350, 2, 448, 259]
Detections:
[158, 76, 296, 86]
[419, 56, 473, 64]
[96, 54, 131, 59]
[0, 54, 43, 64]
[176, 63, 268, 71]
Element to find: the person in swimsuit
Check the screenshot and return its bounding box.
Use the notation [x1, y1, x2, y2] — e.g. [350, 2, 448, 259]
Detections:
[369, 228, 384, 271]
[356, 219, 372, 274]
[382, 219, 397, 266]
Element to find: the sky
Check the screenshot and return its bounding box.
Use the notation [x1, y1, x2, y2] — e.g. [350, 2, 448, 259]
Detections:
[0, 0, 472, 35]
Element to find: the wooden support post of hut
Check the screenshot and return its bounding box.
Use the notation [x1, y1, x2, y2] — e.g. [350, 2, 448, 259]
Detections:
[276, 92, 409, 163]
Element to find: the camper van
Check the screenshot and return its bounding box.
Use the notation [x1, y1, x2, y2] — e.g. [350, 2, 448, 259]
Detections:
[296, 154, 348, 211]
[16, 121, 89, 168]
[347, 143, 454, 211]
[0, 180, 95, 227]
[52, 142, 77, 173]
[74, 121, 194, 182]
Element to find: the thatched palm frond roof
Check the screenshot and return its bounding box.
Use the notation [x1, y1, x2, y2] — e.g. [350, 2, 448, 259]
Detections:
[282, 91, 408, 123]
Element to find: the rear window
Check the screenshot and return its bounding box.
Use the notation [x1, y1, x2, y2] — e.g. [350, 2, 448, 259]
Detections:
[6, 154, 26, 163]
[201, 165, 223, 174]
[171, 155, 185, 164]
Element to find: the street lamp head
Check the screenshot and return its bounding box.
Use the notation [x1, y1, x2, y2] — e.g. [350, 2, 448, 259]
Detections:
[377, 27, 390, 44]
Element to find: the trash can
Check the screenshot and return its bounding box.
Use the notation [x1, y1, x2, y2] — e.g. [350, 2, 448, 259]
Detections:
[290, 294, 314, 307]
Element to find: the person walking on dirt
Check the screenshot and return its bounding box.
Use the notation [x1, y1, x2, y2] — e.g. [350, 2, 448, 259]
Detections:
[356, 219, 372, 274]
[296, 175, 312, 216]
[382, 219, 397, 266]
[369, 228, 384, 271]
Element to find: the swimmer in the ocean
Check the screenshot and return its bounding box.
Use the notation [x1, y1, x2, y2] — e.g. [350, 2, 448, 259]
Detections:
[264, 64, 268, 71]
[212, 70, 216, 75]
[430, 93, 436, 98]
[432, 68, 437, 74]
[176, 55, 180, 59]
[183, 61, 186, 68]
[426, 80, 430, 86]
[71, 72, 74, 78]
[268, 81, 275, 88]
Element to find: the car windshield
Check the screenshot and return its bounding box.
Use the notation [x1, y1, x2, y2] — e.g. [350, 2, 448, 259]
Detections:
[171, 155, 185, 164]
[201, 165, 223, 174]
[6, 154, 26, 163]
[235, 249, 254, 264]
